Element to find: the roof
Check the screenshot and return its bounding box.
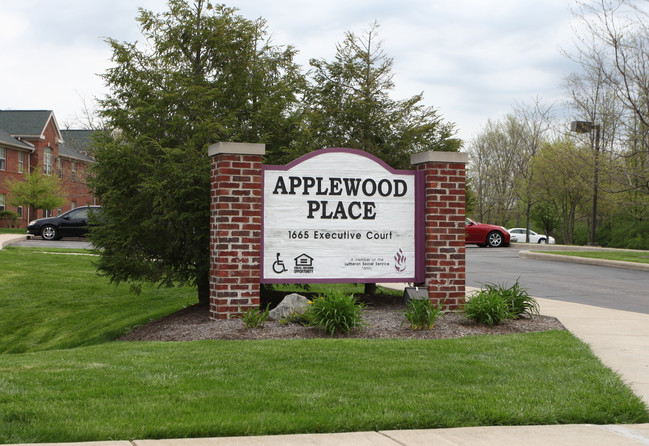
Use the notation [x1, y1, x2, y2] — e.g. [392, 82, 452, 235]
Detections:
[0, 110, 62, 141]
[0, 128, 34, 151]
[59, 130, 95, 162]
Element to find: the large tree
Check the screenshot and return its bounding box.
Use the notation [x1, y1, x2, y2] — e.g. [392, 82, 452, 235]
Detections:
[90, 0, 304, 304]
[511, 99, 554, 240]
[302, 22, 460, 294]
[468, 100, 554, 231]
[569, 0, 649, 194]
[303, 22, 461, 169]
[468, 116, 526, 225]
[532, 139, 592, 244]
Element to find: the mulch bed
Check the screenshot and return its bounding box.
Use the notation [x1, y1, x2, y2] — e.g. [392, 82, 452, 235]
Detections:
[119, 291, 566, 342]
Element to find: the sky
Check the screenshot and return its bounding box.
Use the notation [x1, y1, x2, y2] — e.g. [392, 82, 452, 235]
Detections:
[0, 0, 582, 143]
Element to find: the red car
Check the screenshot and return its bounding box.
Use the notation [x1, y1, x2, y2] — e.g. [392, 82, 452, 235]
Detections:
[465, 218, 510, 247]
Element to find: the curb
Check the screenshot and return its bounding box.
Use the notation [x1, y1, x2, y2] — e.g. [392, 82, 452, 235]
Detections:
[0, 234, 27, 249]
[519, 250, 649, 272]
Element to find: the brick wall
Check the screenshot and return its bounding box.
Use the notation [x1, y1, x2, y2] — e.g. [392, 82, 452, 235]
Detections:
[411, 151, 468, 310]
[60, 158, 94, 210]
[208, 142, 265, 320]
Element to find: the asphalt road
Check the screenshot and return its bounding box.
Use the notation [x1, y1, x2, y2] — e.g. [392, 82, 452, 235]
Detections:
[11, 237, 649, 314]
[467, 245, 649, 314]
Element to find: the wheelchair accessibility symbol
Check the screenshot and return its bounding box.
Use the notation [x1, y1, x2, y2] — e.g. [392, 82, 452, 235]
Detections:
[272, 252, 288, 274]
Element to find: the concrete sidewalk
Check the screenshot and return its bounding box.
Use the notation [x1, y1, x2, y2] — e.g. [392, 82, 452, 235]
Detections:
[10, 424, 649, 446]
[2, 237, 649, 445]
[18, 424, 648, 446]
[0, 233, 26, 249]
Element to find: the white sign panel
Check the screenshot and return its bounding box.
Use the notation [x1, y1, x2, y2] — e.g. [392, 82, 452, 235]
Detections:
[261, 148, 422, 283]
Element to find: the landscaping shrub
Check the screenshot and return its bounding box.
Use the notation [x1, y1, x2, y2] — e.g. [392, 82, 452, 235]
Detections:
[464, 281, 540, 326]
[0, 210, 19, 228]
[463, 288, 510, 326]
[402, 298, 444, 330]
[484, 280, 539, 319]
[307, 289, 366, 336]
[236, 305, 270, 329]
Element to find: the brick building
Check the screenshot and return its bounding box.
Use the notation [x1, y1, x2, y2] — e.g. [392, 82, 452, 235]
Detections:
[0, 110, 95, 228]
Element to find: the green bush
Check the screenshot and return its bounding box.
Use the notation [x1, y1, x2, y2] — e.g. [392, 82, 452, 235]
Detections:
[236, 305, 270, 329]
[402, 298, 444, 330]
[463, 289, 510, 326]
[597, 215, 649, 250]
[307, 289, 366, 336]
[483, 280, 539, 319]
[464, 281, 540, 326]
[0, 210, 19, 228]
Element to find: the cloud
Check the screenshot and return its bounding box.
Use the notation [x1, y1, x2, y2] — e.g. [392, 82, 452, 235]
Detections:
[0, 0, 580, 141]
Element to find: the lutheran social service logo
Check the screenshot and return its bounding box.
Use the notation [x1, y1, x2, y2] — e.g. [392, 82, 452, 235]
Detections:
[394, 249, 406, 272]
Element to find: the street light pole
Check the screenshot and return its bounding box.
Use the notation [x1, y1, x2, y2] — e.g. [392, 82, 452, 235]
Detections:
[570, 120, 601, 246]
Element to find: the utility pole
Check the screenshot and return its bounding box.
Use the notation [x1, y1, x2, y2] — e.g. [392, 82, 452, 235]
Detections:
[570, 120, 601, 245]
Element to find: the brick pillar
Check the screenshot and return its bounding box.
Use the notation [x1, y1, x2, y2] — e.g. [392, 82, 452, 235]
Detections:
[411, 151, 469, 310]
[208, 142, 265, 320]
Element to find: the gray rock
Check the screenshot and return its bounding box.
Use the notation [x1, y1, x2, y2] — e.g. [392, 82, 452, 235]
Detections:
[268, 293, 310, 321]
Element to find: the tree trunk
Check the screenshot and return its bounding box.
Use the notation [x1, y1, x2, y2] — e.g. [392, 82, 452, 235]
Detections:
[197, 269, 210, 306]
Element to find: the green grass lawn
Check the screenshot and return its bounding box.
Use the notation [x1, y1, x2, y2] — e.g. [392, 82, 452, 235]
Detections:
[2, 332, 647, 443]
[0, 247, 196, 353]
[543, 250, 649, 264]
[0, 247, 647, 443]
[0, 228, 25, 234]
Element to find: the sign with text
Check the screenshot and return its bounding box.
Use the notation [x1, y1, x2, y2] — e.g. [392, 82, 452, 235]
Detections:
[261, 148, 423, 283]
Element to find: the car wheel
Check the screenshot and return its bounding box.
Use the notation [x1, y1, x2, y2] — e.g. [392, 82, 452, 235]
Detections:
[487, 231, 504, 247]
[41, 225, 59, 241]
[538, 238, 547, 244]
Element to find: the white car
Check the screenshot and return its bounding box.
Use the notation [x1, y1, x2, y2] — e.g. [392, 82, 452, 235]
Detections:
[507, 228, 555, 244]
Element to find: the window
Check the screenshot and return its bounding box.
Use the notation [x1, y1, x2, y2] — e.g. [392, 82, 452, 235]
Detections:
[57, 158, 62, 179]
[17, 206, 23, 218]
[43, 147, 53, 175]
[71, 162, 77, 181]
[44, 209, 52, 218]
[71, 201, 77, 210]
[68, 207, 89, 219]
[0, 147, 6, 171]
[18, 152, 24, 173]
[0, 194, 5, 211]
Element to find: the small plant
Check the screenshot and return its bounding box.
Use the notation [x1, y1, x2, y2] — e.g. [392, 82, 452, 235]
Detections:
[484, 280, 539, 319]
[307, 289, 366, 336]
[279, 311, 312, 326]
[463, 288, 510, 326]
[402, 298, 444, 330]
[236, 305, 270, 329]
